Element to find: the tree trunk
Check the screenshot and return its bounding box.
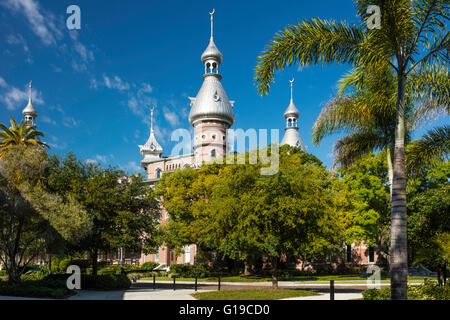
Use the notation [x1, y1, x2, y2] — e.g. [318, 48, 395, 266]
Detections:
[91, 249, 98, 276]
[244, 260, 251, 276]
[443, 263, 447, 286]
[271, 256, 278, 289]
[437, 269, 442, 286]
[390, 72, 408, 300]
[386, 146, 393, 201]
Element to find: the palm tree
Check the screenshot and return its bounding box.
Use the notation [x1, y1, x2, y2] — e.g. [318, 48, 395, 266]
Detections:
[313, 65, 403, 193]
[254, 0, 449, 299]
[313, 62, 448, 193]
[0, 117, 49, 159]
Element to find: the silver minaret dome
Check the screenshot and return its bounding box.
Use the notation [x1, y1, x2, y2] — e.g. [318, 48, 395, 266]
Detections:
[22, 81, 38, 125]
[189, 10, 234, 126]
[281, 78, 306, 151]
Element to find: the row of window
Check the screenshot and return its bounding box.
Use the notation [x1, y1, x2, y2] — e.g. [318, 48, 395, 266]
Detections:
[200, 134, 226, 141]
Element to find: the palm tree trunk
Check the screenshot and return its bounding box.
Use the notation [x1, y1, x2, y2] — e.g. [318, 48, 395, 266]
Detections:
[386, 146, 393, 201]
[390, 72, 408, 300]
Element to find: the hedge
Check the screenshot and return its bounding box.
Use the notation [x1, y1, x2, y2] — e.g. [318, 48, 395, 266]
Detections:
[363, 280, 450, 300]
[44, 274, 131, 290]
[0, 278, 74, 299]
[168, 263, 213, 278]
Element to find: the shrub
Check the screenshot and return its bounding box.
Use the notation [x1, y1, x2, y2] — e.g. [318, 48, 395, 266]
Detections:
[43, 274, 131, 290]
[141, 262, 159, 271]
[127, 272, 156, 281]
[97, 264, 142, 275]
[168, 263, 213, 278]
[57, 258, 91, 274]
[82, 274, 131, 290]
[21, 266, 51, 281]
[0, 278, 74, 299]
[363, 280, 450, 300]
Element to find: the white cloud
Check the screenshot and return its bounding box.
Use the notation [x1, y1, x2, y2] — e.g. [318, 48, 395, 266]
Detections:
[2, 0, 62, 46]
[163, 106, 180, 127]
[89, 78, 98, 90]
[6, 34, 29, 52]
[2, 0, 94, 72]
[62, 116, 79, 128]
[48, 135, 67, 150]
[41, 115, 56, 125]
[140, 83, 153, 93]
[103, 75, 130, 91]
[90, 75, 158, 119]
[0, 78, 44, 111]
[123, 161, 143, 173]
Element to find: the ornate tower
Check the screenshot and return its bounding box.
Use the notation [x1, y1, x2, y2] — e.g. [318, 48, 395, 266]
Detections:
[281, 79, 306, 151]
[139, 107, 163, 170]
[22, 81, 38, 126]
[188, 10, 235, 165]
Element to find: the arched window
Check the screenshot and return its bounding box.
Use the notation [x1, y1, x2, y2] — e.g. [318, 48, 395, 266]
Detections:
[156, 168, 162, 179]
[211, 149, 216, 158]
[288, 119, 292, 127]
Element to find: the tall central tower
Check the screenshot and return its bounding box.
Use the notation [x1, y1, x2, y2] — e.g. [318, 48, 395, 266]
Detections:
[188, 10, 235, 165]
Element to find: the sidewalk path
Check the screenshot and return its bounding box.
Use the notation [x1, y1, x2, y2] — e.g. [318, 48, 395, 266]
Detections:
[282, 293, 363, 300]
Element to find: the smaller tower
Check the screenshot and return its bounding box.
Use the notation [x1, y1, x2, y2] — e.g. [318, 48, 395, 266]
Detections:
[281, 78, 306, 151]
[139, 106, 163, 170]
[22, 81, 38, 126]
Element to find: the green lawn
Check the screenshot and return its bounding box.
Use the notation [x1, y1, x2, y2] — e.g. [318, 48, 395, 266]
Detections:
[192, 289, 320, 300]
[141, 275, 436, 283]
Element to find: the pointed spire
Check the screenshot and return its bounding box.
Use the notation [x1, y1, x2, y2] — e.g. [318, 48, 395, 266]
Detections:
[28, 80, 32, 104]
[23, 80, 38, 124]
[284, 78, 300, 119]
[289, 77, 294, 102]
[150, 106, 155, 134]
[201, 9, 223, 65]
[210, 9, 215, 40]
[139, 106, 163, 167]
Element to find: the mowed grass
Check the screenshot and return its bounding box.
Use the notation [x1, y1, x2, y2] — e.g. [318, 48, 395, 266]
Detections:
[192, 288, 320, 300]
[141, 275, 435, 283]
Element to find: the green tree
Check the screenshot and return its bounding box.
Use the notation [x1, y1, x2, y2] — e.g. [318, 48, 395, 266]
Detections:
[408, 161, 449, 284]
[0, 146, 91, 282]
[46, 154, 160, 274]
[254, 0, 448, 299]
[339, 152, 391, 265]
[0, 117, 48, 159]
[157, 147, 348, 287]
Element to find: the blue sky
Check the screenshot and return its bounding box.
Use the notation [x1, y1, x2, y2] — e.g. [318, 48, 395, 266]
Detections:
[1, 0, 448, 173]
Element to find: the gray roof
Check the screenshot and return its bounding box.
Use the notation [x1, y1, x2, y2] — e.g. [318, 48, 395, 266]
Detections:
[201, 38, 223, 64]
[188, 73, 234, 126]
[22, 98, 37, 117]
[283, 99, 300, 118]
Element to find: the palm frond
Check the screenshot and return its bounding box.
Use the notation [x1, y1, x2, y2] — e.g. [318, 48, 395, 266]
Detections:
[406, 125, 450, 175]
[254, 18, 376, 95]
[332, 130, 386, 168]
[408, 63, 450, 128]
